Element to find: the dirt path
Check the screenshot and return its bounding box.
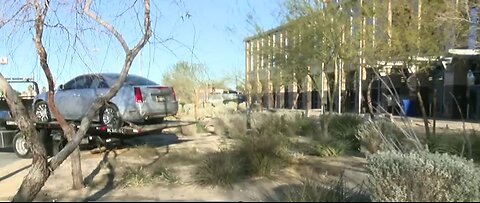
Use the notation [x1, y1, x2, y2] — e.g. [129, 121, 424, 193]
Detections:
[34, 133, 277, 201]
[0, 130, 368, 202]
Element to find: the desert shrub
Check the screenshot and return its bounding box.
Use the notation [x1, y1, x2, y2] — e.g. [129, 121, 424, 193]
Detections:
[469, 130, 480, 161]
[237, 125, 291, 176]
[224, 101, 238, 112]
[119, 166, 155, 188]
[293, 115, 319, 137]
[312, 140, 351, 157]
[428, 130, 480, 161]
[152, 166, 180, 184]
[356, 120, 419, 154]
[214, 113, 248, 138]
[160, 149, 202, 165]
[367, 151, 480, 202]
[227, 114, 247, 137]
[194, 150, 245, 187]
[133, 144, 158, 159]
[281, 176, 370, 202]
[313, 114, 364, 151]
[196, 122, 207, 134]
[326, 114, 363, 140]
[195, 113, 292, 187]
[237, 102, 247, 112]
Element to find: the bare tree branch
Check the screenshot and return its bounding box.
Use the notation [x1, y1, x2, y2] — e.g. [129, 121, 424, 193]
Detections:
[0, 2, 31, 29]
[84, 0, 130, 53]
[34, 0, 74, 135]
[48, 0, 151, 170]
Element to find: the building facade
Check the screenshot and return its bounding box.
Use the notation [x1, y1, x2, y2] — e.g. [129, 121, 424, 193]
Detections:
[245, 0, 478, 119]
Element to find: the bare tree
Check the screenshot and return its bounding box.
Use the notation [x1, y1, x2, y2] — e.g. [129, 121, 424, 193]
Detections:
[33, 0, 84, 190]
[0, 0, 153, 201]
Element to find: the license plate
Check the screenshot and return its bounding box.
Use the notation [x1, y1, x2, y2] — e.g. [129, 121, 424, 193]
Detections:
[156, 96, 165, 102]
[6, 121, 17, 125]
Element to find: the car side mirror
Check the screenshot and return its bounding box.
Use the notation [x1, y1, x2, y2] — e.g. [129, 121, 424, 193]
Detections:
[58, 84, 64, 90]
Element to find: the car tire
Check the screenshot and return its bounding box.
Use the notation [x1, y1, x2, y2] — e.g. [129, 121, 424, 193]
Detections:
[100, 103, 123, 130]
[13, 131, 32, 159]
[34, 101, 51, 123]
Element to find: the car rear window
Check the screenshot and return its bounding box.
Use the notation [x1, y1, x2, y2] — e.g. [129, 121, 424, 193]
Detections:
[108, 75, 158, 86]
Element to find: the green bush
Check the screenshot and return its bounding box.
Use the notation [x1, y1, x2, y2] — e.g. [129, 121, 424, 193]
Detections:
[367, 151, 480, 202]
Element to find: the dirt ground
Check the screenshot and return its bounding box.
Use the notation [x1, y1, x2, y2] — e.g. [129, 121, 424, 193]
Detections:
[3, 112, 474, 201]
[24, 128, 367, 202]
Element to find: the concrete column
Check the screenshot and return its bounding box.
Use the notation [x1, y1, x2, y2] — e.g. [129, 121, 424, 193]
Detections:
[245, 41, 252, 105]
[304, 73, 312, 111]
[444, 57, 469, 119]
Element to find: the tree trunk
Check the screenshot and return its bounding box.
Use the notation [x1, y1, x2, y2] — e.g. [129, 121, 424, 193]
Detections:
[433, 88, 437, 136]
[33, 0, 84, 189]
[11, 155, 50, 202]
[291, 86, 302, 110]
[11, 0, 152, 201]
[416, 90, 430, 138]
[69, 147, 84, 189]
[367, 78, 375, 119]
[0, 74, 50, 202]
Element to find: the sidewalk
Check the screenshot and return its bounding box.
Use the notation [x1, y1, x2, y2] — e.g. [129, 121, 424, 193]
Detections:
[0, 159, 31, 201]
[392, 116, 480, 131]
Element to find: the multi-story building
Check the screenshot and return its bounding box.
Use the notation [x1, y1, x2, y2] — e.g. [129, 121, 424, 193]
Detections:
[245, 0, 479, 119]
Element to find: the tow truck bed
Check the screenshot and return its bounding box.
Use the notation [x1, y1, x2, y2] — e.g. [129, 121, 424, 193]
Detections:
[5, 119, 194, 136]
[1, 119, 195, 158]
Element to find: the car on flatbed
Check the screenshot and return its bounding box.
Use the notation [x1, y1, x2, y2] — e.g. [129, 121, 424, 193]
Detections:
[0, 76, 186, 159]
[33, 73, 179, 129]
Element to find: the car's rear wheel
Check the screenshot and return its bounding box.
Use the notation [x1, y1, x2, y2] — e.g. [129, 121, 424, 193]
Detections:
[100, 103, 123, 130]
[34, 101, 51, 123]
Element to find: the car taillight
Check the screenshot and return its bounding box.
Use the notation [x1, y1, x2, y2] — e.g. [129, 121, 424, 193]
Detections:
[134, 87, 143, 103]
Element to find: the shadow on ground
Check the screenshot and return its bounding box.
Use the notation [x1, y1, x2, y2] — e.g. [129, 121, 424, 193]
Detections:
[266, 182, 371, 202]
[0, 148, 13, 153]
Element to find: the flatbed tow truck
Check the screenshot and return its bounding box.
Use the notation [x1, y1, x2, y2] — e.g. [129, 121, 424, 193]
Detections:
[0, 78, 192, 158]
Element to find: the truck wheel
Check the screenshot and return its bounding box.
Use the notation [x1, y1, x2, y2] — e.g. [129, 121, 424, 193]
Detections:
[34, 101, 51, 123]
[13, 132, 32, 159]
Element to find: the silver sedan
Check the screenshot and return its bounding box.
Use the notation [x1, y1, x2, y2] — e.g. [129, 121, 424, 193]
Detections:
[33, 73, 178, 129]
